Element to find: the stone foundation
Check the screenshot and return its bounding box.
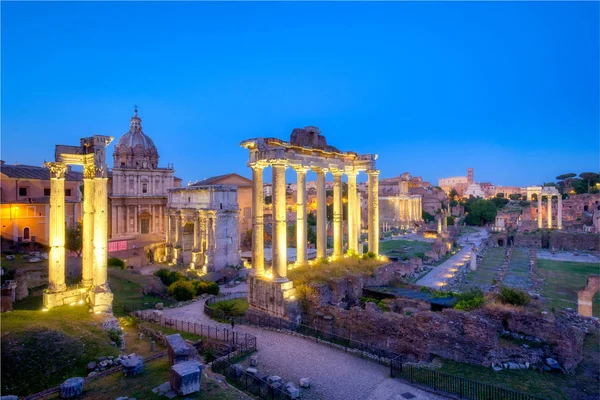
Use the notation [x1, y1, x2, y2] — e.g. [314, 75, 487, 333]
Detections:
[43, 288, 87, 309]
[89, 290, 114, 313]
[247, 275, 300, 322]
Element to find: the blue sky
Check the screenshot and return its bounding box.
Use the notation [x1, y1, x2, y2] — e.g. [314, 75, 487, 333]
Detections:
[2, 1, 598, 187]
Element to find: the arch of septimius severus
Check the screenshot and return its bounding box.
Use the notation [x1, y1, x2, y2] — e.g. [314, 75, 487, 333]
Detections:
[526, 186, 563, 229]
[240, 126, 379, 320]
[43, 135, 114, 313]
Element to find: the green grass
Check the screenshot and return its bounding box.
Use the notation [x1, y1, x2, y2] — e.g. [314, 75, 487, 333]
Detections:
[456, 247, 505, 291]
[537, 259, 600, 317]
[13, 294, 43, 310]
[63, 357, 248, 400]
[1, 306, 118, 396]
[378, 239, 432, 258]
[108, 268, 173, 316]
[209, 298, 249, 316]
[288, 256, 386, 285]
[137, 320, 203, 342]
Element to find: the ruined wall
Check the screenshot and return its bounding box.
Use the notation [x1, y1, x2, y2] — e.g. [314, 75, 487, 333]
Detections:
[549, 232, 600, 251]
[514, 233, 542, 248]
[14, 267, 48, 301]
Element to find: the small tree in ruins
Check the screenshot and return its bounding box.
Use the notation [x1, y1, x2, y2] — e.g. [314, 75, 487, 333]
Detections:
[66, 222, 83, 257]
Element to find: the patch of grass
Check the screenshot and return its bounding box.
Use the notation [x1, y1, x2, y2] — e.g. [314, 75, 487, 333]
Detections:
[209, 298, 248, 316]
[537, 259, 600, 317]
[108, 268, 173, 316]
[379, 239, 433, 258]
[137, 320, 203, 342]
[1, 306, 118, 396]
[288, 256, 386, 285]
[78, 357, 248, 400]
[13, 294, 43, 310]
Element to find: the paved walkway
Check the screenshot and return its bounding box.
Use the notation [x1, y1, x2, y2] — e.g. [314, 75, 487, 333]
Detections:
[536, 250, 600, 263]
[162, 299, 446, 400]
[416, 228, 488, 289]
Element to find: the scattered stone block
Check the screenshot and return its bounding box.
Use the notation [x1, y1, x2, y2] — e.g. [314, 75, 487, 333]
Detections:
[267, 375, 282, 385]
[29, 257, 41, 263]
[59, 377, 85, 398]
[122, 354, 144, 376]
[5, 255, 15, 260]
[284, 382, 300, 399]
[299, 378, 311, 388]
[155, 302, 164, 310]
[41, 252, 49, 259]
[170, 360, 203, 396]
[246, 367, 257, 375]
[0, 395, 19, 400]
[87, 361, 97, 371]
[232, 364, 244, 377]
[250, 355, 258, 366]
[166, 334, 190, 365]
[545, 358, 561, 370]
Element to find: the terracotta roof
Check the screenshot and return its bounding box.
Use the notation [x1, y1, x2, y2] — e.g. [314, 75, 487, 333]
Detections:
[191, 173, 252, 187]
[0, 164, 83, 181]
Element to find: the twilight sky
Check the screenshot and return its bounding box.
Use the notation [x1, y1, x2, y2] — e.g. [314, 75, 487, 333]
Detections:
[1, 1, 598, 187]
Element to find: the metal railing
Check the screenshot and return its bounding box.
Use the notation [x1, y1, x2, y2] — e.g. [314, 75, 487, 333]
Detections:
[390, 356, 545, 400]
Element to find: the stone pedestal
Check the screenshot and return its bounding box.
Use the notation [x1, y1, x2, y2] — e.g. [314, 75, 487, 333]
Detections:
[44, 288, 87, 309]
[89, 289, 113, 313]
[59, 377, 85, 399]
[122, 354, 144, 376]
[190, 251, 202, 270]
[247, 276, 299, 321]
[166, 334, 191, 365]
[170, 360, 203, 396]
[173, 247, 183, 265]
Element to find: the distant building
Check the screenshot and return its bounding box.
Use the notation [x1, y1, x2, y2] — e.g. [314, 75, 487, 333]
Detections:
[464, 183, 486, 198]
[0, 162, 83, 245]
[109, 109, 181, 239]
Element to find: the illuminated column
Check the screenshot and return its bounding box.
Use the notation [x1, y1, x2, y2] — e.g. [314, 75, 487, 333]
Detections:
[315, 168, 327, 259]
[92, 170, 110, 291]
[437, 215, 442, 234]
[347, 171, 358, 252]
[45, 162, 67, 293]
[558, 195, 563, 230]
[332, 170, 343, 258]
[367, 170, 379, 255]
[206, 214, 216, 269]
[547, 195, 553, 229]
[537, 194, 543, 229]
[294, 166, 309, 265]
[190, 211, 200, 269]
[356, 191, 362, 252]
[165, 210, 173, 262]
[251, 163, 265, 276]
[201, 214, 209, 269]
[443, 210, 448, 232]
[272, 161, 288, 280]
[419, 197, 423, 220]
[82, 164, 95, 288]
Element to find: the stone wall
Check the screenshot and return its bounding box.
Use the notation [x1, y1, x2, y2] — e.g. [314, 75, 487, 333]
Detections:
[549, 232, 600, 251]
[513, 233, 542, 248]
[14, 267, 48, 301]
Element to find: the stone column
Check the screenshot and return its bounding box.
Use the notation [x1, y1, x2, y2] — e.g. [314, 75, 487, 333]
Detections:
[547, 196, 553, 229]
[356, 191, 362, 251]
[93, 172, 109, 291]
[45, 162, 67, 293]
[82, 164, 95, 288]
[294, 166, 309, 265]
[165, 211, 173, 263]
[437, 215, 442, 234]
[251, 163, 265, 276]
[332, 170, 343, 258]
[367, 170, 379, 255]
[537, 194, 542, 229]
[206, 214, 216, 269]
[315, 168, 327, 259]
[443, 210, 448, 232]
[272, 161, 288, 280]
[419, 197, 423, 220]
[347, 171, 358, 252]
[558, 195, 563, 230]
[191, 212, 200, 270]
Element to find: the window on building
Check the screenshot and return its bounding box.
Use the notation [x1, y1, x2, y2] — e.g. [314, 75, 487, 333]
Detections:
[65, 189, 72, 197]
[44, 188, 51, 196]
[142, 183, 148, 193]
[27, 206, 36, 217]
[23, 227, 30, 240]
[19, 187, 27, 196]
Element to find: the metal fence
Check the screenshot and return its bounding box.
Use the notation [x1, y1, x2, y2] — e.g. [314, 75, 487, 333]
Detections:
[390, 356, 545, 400]
[212, 352, 292, 400]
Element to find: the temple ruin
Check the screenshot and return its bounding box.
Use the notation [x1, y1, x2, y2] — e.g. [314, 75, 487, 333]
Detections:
[527, 186, 562, 229]
[240, 126, 379, 320]
[44, 135, 114, 313]
[379, 172, 423, 230]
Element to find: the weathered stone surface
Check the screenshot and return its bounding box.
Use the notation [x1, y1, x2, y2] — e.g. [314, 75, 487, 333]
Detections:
[122, 354, 144, 376]
[0, 395, 19, 400]
[299, 378, 310, 388]
[246, 367, 257, 375]
[170, 360, 202, 396]
[166, 334, 190, 365]
[250, 355, 258, 366]
[155, 302, 164, 310]
[231, 364, 244, 377]
[284, 382, 300, 398]
[59, 377, 84, 399]
[266, 375, 282, 385]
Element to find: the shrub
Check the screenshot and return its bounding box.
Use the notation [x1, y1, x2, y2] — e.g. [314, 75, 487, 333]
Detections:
[206, 281, 220, 296]
[154, 268, 187, 286]
[500, 286, 531, 306]
[454, 289, 484, 311]
[362, 251, 376, 260]
[192, 280, 220, 296]
[167, 280, 196, 301]
[108, 257, 125, 269]
[108, 328, 123, 347]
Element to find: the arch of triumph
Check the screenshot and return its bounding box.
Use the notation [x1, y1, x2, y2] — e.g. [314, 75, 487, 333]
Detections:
[526, 186, 562, 229]
[240, 126, 379, 320]
[43, 135, 114, 313]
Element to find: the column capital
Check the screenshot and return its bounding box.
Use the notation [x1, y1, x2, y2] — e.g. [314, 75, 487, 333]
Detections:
[94, 165, 108, 179]
[331, 169, 343, 177]
[292, 164, 310, 173]
[367, 169, 380, 176]
[345, 169, 358, 177]
[250, 161, 269, 170]
[312, 166, 327, 174]
[83, 164, 96, 179]
[44, 162, 67, 179]
[271, 159, 288, 168]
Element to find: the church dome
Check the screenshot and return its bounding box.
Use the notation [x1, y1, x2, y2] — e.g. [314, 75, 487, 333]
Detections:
[113, 107, 160, 169]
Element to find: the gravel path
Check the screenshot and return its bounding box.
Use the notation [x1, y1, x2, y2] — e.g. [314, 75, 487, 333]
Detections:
[162, 300, 446, 400]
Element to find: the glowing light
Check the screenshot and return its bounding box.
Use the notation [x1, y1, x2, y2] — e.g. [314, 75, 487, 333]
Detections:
[42, 308, 49, 312]
[94, 311, 101, 314]
[264, 270, 273, 280]
[290, 295, 296, 300]
[69, 302, 76, 306]
[78, 300, 84, 305]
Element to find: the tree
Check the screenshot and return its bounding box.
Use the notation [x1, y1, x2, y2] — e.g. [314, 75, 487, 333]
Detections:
[307, 212, 317, 226]
[496, 193, 505, 198]
[449, 188, 459, 200]
[491, 197, 509, 209]
[509, 193, 521, 200]
[579, 172, 600, 193]
[543, 182, 556, 187]
[422, 211, 434, 222]
[556, 173, 577, 194]
[242, 229, 252, 250]
[66, 222, 82, 257]
[465, 199, 497, 226]
[556, 173, 577, 181]
[264, 195, 272, 205]
[287, 223, 297, 247]
[307, 225, 316, 245]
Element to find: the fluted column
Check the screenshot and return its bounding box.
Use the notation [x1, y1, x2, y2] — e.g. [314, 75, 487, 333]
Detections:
[272, 161, 288, 280]
[367, 170, 379, 255]
[82, 164, 95, 288]
[419, 197, 423, 220]
[315, 168, 327, 259]
[294, 166, 309, 265]
[437, 215, 442, 234]
[537, 194, 542, 229]
[332, 170, 343, 258]
[356, 191, 362, 251]
[45, 162, 67, 293]
[558, 195, 563, 230]
[547, 196, 553, 229]
[93, 172, 109, 290]
[347, 171, 358, 252]
[251, 163, 265, 276]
